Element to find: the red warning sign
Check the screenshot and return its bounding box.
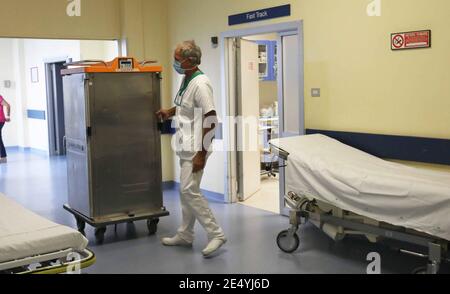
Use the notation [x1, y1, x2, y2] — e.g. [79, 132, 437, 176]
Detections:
[391, 30, 431, 50]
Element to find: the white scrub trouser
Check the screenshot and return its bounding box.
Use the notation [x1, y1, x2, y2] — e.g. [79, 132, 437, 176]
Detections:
[177, 159, 225, 243]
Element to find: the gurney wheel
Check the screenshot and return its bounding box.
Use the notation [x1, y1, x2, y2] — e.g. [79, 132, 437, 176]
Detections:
[147, 218, 159, 235]
[277, 230, 300, 253]
[75, 217, 86, 233]
[95, 227, 107, 244]
[411, 266, 427, 275]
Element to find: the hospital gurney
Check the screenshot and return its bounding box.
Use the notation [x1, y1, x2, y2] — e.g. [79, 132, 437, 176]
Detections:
[270, 135, 450, 274]
[0, 193, 95, 274]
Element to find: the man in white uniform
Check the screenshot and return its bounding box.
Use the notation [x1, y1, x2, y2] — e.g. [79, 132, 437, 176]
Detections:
[156, 40, 226, 257]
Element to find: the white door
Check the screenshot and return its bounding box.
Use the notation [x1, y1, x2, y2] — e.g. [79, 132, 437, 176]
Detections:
[277, 32, 304, 215]
[237, 38, 261, 201]
[279, 33, 304, 137]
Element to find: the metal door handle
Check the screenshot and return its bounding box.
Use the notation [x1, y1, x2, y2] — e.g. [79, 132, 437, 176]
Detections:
[140, 60, 158, 66]
[63, 136, 67, 153]
[64, 60, 108, 67]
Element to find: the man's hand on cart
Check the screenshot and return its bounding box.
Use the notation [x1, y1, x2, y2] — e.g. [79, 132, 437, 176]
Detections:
[155, 107, 176, 121]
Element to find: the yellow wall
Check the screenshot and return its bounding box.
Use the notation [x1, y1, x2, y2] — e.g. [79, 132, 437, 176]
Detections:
[166, 0, 450, 182]
[0, 0, 120, 39]
[303, 0, 450, 139]
[167, 0, 450, 139]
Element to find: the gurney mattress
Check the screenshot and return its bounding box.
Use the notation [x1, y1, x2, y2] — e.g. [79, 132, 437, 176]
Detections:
[0, 193, 88, 263]
[271, 135, 450, 241]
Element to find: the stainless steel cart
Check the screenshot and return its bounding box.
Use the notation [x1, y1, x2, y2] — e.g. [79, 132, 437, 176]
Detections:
[61, 58, 169, 244]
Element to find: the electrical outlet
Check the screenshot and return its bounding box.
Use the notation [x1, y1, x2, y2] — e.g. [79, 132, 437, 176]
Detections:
[311, 88, 321, 97]
[211, 36, 218, 48]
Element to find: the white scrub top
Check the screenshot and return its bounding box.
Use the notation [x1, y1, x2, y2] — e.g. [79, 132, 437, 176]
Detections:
[174, 73, 216, 160]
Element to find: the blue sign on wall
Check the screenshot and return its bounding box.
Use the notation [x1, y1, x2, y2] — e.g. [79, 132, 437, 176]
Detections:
[27, 110, 46, 120]
[229, 4, 291, 26]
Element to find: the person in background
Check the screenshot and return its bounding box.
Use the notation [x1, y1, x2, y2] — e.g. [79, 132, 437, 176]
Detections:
[156, 40, 227, 257]
[0, 95, 11, 163]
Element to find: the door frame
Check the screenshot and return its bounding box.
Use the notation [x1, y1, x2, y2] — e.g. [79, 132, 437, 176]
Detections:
[44, 56, 69, 156]
[276, 31, 305, 215]
[277, 31, 305, 138]
[220, 21, 304, 213]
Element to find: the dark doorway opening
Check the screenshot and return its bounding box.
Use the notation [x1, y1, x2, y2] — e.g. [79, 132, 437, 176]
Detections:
[45, 61, 66, 156]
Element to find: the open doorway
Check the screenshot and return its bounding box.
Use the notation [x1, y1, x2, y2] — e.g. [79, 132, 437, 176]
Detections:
[0, 38, 119, 157]
[45, 60, 66, 156]
[221, 21, 304, 215]
[236, 34, 280, 214]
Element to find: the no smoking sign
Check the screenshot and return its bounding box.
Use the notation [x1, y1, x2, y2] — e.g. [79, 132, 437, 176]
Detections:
[391, 30, 431, 50]
[392, 35, 404, 48]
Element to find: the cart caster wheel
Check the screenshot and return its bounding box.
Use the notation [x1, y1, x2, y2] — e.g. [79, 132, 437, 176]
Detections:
[147, 218, 159, 235]
[75, 217, 86, 233]
[95, 227, 107, 244]
[277, 230, 300, 253]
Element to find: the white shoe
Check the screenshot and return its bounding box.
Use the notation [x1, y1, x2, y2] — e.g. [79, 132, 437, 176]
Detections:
[202, 238, 227, 257]
[161, 235, 192, 247]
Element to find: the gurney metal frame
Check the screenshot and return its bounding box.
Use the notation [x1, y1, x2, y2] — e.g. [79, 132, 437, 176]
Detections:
[0, 248, 95, 274]
[271, 143, 450, 274]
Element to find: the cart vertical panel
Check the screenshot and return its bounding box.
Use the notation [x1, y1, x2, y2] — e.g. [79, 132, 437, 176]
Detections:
[89, 72, 163, 218]
[63, 73, 92, 218]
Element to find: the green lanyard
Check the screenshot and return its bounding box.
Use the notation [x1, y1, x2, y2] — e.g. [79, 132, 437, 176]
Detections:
[174, 70, 204, 106]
